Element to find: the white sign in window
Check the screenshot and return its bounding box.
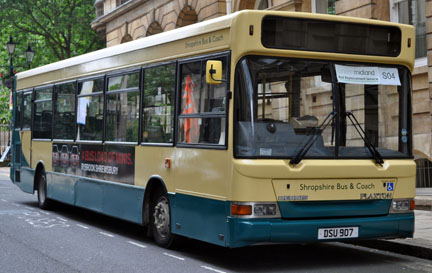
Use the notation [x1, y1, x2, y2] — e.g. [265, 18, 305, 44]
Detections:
[335, 65, 401, 86]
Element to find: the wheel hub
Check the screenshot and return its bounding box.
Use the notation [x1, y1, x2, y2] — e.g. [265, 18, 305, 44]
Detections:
[153, 197, 170, 238]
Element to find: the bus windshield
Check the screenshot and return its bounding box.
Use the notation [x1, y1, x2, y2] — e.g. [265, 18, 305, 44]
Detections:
[234, 56, 412, 160]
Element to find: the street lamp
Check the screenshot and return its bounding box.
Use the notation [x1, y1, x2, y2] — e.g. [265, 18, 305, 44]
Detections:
[25, 44, 35, 67]
[3, 35, 36, 88]
[6, 36, 16, 55]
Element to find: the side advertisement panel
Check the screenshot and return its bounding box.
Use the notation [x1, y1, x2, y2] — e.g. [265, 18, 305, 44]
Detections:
[52, 143, 134, 184]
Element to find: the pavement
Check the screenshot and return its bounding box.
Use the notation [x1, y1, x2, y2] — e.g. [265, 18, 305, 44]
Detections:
[351, 195, 432, 260]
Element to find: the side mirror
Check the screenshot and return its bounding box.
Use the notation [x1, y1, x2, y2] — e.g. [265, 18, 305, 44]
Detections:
[206, 60, 223, 84]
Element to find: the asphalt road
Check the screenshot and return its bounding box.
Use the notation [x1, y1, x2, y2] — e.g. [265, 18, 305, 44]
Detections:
[1, 168, 431, 273]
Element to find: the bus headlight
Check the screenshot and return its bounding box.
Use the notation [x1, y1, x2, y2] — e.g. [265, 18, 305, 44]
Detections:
[390, 198, 415, 213]
[231, 202, 281, 218]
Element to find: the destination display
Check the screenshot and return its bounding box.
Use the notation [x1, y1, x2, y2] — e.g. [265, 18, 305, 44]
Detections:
[52, 143, 134, 184]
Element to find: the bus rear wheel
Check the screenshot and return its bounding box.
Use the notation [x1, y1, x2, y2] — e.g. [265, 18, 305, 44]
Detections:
[151, 189, 176, 248]
[37, 171, 51, 210]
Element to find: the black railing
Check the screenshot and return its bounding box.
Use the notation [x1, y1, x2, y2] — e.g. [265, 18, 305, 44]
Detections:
[416, 158, 432, 188]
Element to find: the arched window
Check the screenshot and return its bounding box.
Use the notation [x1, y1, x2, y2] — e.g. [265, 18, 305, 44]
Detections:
[121, 34, 132, 44]
[176, 6, 198, 28]
[146, 22, 163, 36]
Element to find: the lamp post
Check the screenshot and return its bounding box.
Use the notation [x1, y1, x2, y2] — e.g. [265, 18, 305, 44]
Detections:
[5, 35, 36, 82]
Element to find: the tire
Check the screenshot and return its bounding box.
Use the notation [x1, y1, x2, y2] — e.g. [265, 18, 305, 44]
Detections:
[37, 171, 52, 210]
[151, 188, 176, 248]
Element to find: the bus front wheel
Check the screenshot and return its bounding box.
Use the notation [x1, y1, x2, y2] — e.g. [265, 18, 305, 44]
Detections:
[151, 188, 176, 248]
[37, 171, 51, 210]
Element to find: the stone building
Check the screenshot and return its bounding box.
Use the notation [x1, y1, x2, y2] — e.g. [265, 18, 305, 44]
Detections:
[91, 0, 432, 192]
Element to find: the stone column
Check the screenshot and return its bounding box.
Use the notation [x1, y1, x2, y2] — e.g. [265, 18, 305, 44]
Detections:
[427, 0, 432, 157]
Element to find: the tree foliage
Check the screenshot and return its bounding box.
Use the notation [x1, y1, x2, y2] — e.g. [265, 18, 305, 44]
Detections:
[0, 0, 105, 124]
[0, 0, 104, 62]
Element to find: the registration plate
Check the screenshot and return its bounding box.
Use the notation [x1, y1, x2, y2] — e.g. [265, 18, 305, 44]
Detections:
[318, 227, 359, 240]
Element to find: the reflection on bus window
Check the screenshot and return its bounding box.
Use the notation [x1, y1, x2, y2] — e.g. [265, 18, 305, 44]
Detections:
[106, 91, 139, 142]
[142, 64, 175, 143]
[77, 95, 104, 141]
[108, 72, 139, 91]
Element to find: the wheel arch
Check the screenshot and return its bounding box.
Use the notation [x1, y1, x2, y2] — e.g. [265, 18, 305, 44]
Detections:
[33, 161, 46, 193]
[142, 175, 169, 226]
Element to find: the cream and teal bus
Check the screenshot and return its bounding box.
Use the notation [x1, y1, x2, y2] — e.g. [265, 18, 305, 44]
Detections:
[11, 10, 416, 248]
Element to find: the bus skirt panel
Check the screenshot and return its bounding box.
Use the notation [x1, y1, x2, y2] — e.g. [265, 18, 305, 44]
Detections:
[47, 171, 145, 225]
[16, 167, 35, 194]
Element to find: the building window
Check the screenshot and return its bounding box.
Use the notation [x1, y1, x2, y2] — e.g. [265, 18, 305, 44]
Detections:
[96, 3, 104, 17]
[142, 64, 176, 143]
[33, 87, 53, 139]
[116, 0, 128, 7]
[390, 0, 426, 59]
[312, 0, 336, 14]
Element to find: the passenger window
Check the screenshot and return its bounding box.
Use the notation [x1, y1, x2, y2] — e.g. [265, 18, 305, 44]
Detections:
[178, 56, 228, 145]
[22, 92, 32, 129]
[77, 78, 104, 141]
[106, 72, 140, 142]
[14, 92, 23, 129]
[33, 87, 53, 139]
[142, 64, 175, 143]
[54, 82, 76, 140]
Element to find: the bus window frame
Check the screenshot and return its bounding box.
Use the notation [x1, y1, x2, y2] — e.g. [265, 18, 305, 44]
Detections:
[32, 84, 54, 140]
[140, 60, 177, 147]
[105, 67, 141, 144]
[76, 75, 105, 143]
[52, 79, 78, 142]
[176, 51, 231, 150]
[22, 89, 33, 131]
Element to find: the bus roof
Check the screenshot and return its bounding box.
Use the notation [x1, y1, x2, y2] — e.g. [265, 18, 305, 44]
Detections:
[16, 10, 415, 90]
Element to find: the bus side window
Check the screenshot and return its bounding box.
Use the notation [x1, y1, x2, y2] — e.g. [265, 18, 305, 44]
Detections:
[22, 92, 32, 129]
[106, 71, 140, 142]
[33, 87, 53, 139]
[77, 78, 104, 141]
[177, 56, 228, 146]
[54, 82, 76, 140]
[142, 63, 176, 144]
[14, 92, 23, 129]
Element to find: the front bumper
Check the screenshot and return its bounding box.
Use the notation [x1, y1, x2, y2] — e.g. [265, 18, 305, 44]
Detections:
[227, 213, 414, 248]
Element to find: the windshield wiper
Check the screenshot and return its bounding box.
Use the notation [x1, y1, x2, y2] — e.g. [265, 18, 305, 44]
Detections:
[345, 111, 384, 166]
[290, 112, 337, 165]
